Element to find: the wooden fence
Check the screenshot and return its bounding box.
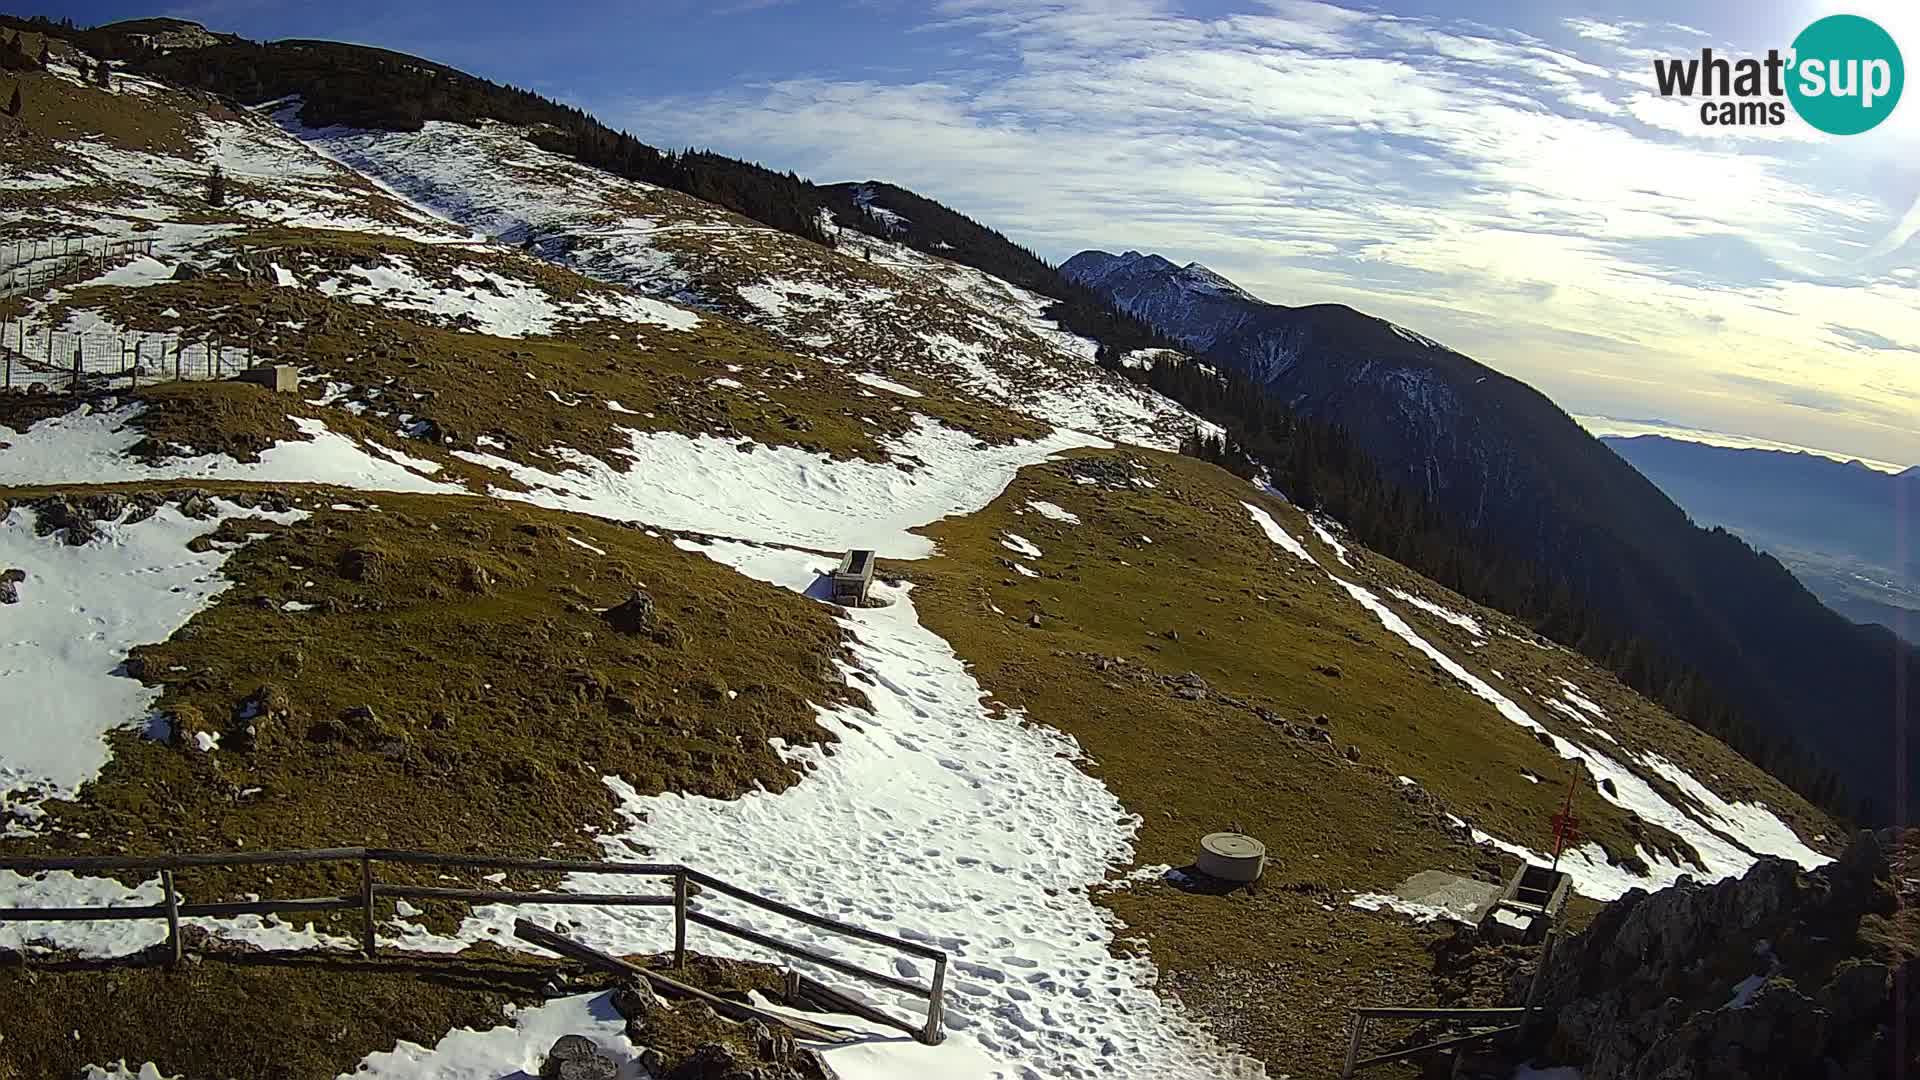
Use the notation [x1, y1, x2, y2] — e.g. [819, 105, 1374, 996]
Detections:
[1340, 1005, 1529, 1077]
[0, 846, 949, 1046]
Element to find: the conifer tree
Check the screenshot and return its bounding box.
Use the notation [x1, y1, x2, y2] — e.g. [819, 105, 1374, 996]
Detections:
[38, 42, 50, 67]
[6, 84, 20, 118]
[207, 163, 227, 207]
[94, 59, 110, 89]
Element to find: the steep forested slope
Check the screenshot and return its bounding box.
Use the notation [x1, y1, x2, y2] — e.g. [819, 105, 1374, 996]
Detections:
[1063, 250, 1919, 821]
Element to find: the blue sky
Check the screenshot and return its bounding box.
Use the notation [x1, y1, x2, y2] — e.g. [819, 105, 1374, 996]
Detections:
[46, 0, 1920, 466]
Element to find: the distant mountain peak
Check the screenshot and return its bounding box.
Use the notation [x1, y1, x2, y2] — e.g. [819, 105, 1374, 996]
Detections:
[1063, 248, 1255, 303]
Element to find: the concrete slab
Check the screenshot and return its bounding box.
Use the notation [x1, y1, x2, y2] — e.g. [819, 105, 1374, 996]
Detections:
[1393, 870, 1502, 925]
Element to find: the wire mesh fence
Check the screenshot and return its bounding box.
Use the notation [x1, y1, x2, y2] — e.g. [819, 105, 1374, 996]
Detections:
[0, 238, 159, 297]
[0, 324, 267, 393]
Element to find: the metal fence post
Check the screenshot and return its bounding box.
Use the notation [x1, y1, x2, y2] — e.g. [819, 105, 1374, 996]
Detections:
[360, 855, 377, 958]
[672, 870, 688, 969]
[160, 868, 182, 968]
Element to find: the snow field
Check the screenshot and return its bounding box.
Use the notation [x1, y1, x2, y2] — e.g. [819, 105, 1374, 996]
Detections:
[0, 500, 306, 832]
[453, 416, 1106, 558]
[0, 402, 459, 495]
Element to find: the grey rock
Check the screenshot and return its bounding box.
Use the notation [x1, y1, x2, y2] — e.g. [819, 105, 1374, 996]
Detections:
[1525, 830, 1907, 1080]
[541, 1035, 617, 1080]
[604, 589, 658, 633]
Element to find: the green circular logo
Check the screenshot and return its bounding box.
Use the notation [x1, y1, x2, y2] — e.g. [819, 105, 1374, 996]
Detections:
[1787, 15, 1904, 135]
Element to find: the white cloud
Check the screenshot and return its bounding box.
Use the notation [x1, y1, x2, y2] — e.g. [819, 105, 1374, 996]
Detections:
[1563, 17, 1635, 44]
[609, 0, 1920, 466]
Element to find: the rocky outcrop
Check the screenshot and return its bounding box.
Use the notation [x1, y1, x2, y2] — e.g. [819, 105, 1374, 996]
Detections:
[1523, 830, 1915, 1079]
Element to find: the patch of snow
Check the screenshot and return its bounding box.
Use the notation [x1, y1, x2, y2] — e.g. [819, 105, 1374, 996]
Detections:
[1024, 500, 1080, 525]
[1241, 503, 1317, 565]
[351, 992, 638, 1079]
[565, 536, 608, 557]
[1386, 588, 1485, 638]
[852, 372, 924, 398]
[999, 533, 1043, 559]
[1349, 893, 1470, 925]
[1, 500, 306, 829]
[451, 416, 1105, 559]
[84, 1065, 182, 1080]
[0, 403, 460, 495]
[1724, 972, 1768, 1010]
[1309, 517, 1351, 566]
[1511, 1066, 1582, 1080]
[77, 255, 175, 289]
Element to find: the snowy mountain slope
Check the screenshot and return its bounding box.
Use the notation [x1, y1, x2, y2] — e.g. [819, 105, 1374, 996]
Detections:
[285, 114, 1213, 451]
[0, 31, 1841, 1080]
[906, 448, 1833, 1070]
[1063, 248, 1920, 825]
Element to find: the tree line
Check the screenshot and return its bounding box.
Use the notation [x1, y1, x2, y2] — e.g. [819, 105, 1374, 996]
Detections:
[1148, 354, 1857, 819]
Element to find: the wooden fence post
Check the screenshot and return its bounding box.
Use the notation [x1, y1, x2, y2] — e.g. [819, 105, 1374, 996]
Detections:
[360, 855, 377, 958]
[160, 868, 182, 968]
[673, 869, 688, 969]
[921, 954, 948, 1045]
[1342, 1013, 1365, 1078]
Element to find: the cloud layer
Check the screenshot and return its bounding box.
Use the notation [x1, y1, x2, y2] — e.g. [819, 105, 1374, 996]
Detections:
[611, 0, 1919, 465]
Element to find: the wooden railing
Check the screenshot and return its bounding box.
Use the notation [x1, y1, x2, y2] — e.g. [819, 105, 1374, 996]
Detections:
[0, 847, 948, 1045]
[1340, 1006, 1528, 1077]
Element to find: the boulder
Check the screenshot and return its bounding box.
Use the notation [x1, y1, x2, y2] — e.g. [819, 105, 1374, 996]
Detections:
[338, 546, 386, 583]
[0, 567, 22, 605]
[540, 1035, 617, 1080]
[603, 589, 657, 633]
[177, 491, 216, 519]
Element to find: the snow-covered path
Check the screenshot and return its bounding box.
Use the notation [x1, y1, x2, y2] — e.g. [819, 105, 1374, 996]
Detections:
[397, 540, 1259, 1080]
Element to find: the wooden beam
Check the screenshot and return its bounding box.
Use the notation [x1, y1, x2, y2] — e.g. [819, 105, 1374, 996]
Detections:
[1350, 1024, 1523, 1071]
[510, 918, 853, 1044]
[687, 910, 929, 999]
[1353, 1006, 1528, 1021]
[683, 868, 947, 961]
[374, 885, 673, 907]
[790, 972, 924, 1041]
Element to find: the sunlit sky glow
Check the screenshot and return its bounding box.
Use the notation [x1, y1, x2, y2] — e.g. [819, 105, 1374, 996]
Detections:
[61, 0, 1920, 466]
